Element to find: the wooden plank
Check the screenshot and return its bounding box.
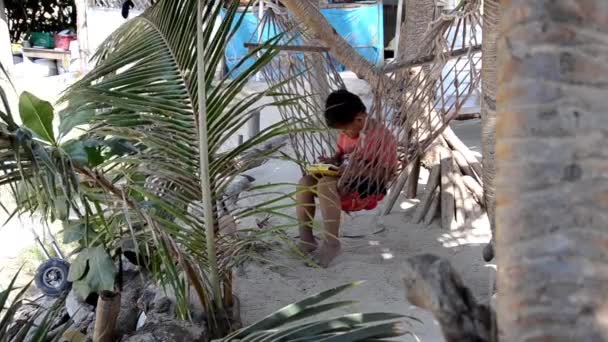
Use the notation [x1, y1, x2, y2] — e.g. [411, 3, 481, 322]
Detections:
[22, 48, 70, 60]
[382, 45, 482, 73]
[244, 42, 329, 53]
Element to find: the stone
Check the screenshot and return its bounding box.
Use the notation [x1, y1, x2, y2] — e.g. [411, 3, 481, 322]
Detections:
[66, 289, 94, 325]
[115, 270, 147, 339]
[121, 315, 208, 342]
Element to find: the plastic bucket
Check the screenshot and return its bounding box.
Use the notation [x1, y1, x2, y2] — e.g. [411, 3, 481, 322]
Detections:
[31, 32, 54, 49]
[54, 34, 77, 50]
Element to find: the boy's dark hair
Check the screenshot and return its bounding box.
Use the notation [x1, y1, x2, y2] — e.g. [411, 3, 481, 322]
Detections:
[324, 89, 366, 128]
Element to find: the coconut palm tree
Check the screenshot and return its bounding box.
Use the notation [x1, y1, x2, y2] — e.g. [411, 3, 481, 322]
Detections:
[495, 0, 608, 339]
[481, 0, 499, 261]
[1, 0, 301, 331]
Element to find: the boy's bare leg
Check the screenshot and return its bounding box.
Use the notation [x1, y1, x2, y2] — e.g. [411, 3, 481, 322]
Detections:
[296, 175, 318, 253]
[316, 177, 342, 267]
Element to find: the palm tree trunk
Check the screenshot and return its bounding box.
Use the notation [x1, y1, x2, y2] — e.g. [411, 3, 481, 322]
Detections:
[496, 0, 608, 339]
[400, 0, 435, 199]
[481, 0, 499, 244]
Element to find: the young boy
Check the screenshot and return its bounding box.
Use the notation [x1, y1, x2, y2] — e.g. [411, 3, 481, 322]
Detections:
[296, 89, 397, 267]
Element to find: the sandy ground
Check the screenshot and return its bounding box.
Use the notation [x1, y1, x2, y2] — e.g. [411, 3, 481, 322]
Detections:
[0, 71, 494, 341]
[234, 119, 493, 341]
[233, 74, 493, 341]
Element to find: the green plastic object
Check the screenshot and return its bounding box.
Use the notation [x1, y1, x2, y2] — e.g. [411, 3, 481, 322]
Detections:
[30, 32, 54, 49]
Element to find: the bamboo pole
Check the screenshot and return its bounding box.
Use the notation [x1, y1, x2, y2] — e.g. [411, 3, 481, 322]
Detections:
[197, 0, 222, 309]
[93, 291, 121, 342]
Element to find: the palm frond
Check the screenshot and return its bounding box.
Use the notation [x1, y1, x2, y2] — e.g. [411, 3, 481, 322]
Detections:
[0, 0, 308, 335]
[215, 282, 416, 342]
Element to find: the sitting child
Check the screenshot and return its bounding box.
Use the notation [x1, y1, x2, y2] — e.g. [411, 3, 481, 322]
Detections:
[296, 89, 397, 267]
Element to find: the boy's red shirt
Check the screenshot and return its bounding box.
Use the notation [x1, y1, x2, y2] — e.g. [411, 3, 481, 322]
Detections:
[337, 124, 398, 172]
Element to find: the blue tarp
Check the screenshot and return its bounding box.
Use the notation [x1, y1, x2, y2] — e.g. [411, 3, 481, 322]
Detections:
[224, 2, 384, 77]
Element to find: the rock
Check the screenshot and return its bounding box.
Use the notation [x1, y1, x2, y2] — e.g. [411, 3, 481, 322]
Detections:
[125, 283, 208, 341]
[66, 289, 94, 325]
[137, 283, 206, 324]
[136, 312, 147, 330]
[115, 270, 147, 339]
[121, 315, 208, 342]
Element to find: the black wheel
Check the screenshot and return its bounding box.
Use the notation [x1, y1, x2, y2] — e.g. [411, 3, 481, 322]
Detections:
[35, 258, 71, 297]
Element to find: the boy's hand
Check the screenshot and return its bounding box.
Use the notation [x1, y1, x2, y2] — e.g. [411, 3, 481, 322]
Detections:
[318, 156, 338, 165]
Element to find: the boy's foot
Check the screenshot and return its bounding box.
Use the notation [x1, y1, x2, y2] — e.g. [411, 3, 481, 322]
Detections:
[315, 243, 341, 268]
[297, 240, 318, 254]
[482, 242, 494, 262]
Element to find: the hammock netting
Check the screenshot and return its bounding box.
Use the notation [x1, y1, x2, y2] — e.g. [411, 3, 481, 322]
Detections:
[250, 0, 482, 205]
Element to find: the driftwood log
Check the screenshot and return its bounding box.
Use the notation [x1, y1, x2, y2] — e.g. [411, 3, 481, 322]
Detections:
[403, 254, 496, 342]
[397, 129, 485, 229]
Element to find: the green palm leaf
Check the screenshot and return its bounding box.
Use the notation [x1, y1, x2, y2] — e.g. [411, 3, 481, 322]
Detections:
[215, 282, 415, 342]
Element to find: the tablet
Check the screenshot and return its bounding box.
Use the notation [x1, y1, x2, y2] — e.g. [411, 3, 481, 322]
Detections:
[305, 163, 340, 177]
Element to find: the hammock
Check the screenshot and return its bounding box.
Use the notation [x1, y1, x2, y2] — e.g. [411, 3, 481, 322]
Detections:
[249, 0, 482, 212]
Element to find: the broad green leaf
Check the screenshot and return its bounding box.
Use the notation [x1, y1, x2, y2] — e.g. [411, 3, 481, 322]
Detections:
[19, 91, 56, 144]
[67, 250, 89, 282]
[63, 222, 85, 244]
[84, 246, 117, 293]
[61, 140, 88, 164]
[62, 139, 105, 167]
[68, 246, 117, 299]
[63, 221, 97, 244]
[84, 146, 104, 167]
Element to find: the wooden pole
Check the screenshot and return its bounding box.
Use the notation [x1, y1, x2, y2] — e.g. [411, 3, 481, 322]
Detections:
[440, 148, 456, 230]
[382, 161, 415, 216]
[247, 110, 260, 140]
[0, 0, 13, 71]
[393, 0, 405, 58]
[75, 0, 90, 73]
[405, 157, 421, 198]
